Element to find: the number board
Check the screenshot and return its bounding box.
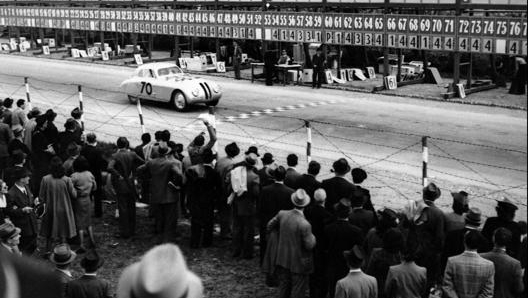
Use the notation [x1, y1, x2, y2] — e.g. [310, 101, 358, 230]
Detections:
[0, 7, 526, 55]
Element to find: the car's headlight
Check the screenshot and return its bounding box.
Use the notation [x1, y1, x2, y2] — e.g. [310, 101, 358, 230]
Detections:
[212, 84, 220, 93]
[191, 87, 200, 97]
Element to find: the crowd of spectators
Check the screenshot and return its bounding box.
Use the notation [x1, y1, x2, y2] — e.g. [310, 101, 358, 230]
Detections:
[0, 97, 526, 298]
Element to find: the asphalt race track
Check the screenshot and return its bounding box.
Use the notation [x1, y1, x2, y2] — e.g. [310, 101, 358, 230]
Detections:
[0, 54, 526, 219]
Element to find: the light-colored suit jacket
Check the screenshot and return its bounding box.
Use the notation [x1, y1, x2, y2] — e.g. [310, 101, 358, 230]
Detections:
[335, 270, 378, 298]
[442, 251, 495, 298]
[268, 209, 316, 274]
[481, 248, 524, 298]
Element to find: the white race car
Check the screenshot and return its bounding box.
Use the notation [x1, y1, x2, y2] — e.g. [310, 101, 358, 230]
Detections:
[120, 62, 222, 111]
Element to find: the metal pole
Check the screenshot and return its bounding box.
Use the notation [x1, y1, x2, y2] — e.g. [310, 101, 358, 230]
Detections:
[306, 121, 312, 163]
[78, 85, 85, 131]
[208, 106, 218, 155]
[24, 77, 31, 104]
[422, 136, 428, 187]
[137, 99, 145, 134]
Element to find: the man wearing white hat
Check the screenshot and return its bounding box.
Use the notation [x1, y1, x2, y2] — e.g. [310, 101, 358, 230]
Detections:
[267, 189, 316, 298]
[117, 244, 203, 298]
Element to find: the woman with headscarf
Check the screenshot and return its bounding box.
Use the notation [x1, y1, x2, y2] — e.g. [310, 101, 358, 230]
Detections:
[70, 156, 97, 253]
[39, 156, 77, 253]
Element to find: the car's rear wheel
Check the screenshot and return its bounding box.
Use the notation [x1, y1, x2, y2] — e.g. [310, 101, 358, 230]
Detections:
[171, 90, 187, 112]
[128, 95, 138, 104]
[206, 99, 219, 107]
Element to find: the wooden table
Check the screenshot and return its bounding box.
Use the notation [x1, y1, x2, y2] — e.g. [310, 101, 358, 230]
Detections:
[250, 62, 265, 83]
[275, 64, 303, 86]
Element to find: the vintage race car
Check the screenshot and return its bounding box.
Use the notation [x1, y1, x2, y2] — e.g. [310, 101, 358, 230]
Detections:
[120, 62, 222, 111]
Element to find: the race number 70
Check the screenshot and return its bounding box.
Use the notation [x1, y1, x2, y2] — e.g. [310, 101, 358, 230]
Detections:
[140, 81, 153, 95]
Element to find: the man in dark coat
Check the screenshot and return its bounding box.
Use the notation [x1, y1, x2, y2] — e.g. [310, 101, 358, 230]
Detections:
[137, 146, 182, 243]
[231, 153, 260, 259]
[312, 48, 326, 89]
[442, 207, 487, 271]
[348, 188, 376, 235]
[415, 183, 445, 288]
[49, 243, 76, 298]
[69, 107, 83, 141]
[297, 160, 322, 202]
[187, 119, 216, 165]
[0, 110, 14, 177]
[258, 166, 294, 264]
[107, 137, 144, 239]
[232, 41, 243, 80]
[481, 198, 521, 257]
[6, 167, 37, 255]
[284, 153, 302, 190]
[186, 149, 222, 248]
[2, 98, 13, 127]
[321, 158, 355, 214]
[57, 119, 82, 161]
[80, 133, 106, 218]
[304, 188, 333, 298]
[31, 114, 54, 195]
[350, 168, 376, 215]
[481, 227, 524, 298]
[67, 250, 112, 298]
[257, 153, 275, 188]
[3, 150, 27, 189]
[324, 199, 364, 298]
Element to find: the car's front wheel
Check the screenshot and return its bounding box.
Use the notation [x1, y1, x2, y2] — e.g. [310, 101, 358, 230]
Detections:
[171, 90, 188, 112]
[128, 95, 138, 104]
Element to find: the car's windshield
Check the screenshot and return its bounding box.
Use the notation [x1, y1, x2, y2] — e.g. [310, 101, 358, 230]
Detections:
[157, 66, 183, 77]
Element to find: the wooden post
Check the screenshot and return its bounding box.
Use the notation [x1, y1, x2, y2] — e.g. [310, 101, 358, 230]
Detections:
[174, 36, 180, 61]
[54, 30, 59, 49]
[148, 34, 153, 60]
[451, 0, 462, 94]
[383, 0, 390, 77]
[466, 53, 473, 89]
[190, 37, 194, 58]
[397, 49, 403, 82]
[100, 31, 105, 53]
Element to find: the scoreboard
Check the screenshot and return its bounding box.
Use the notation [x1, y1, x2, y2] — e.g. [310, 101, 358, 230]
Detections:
[0, 7, 526, 55]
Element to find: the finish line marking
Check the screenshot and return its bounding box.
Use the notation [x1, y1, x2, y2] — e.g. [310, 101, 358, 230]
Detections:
[224, 99, 346, 122]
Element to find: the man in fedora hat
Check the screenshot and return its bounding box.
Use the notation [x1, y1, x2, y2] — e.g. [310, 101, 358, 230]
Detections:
[215, 142, 240, 239]
[6, 167, 37, 255]
[350, 168, 376, 215]
[482, 197, 521, 257]
[117, 244, 203, 298]
[267, 189, 316, 298]
[415, 182, 445, 289]
[258, 152, 276, 188]
[67, 250, 112, 298]
[442, 207, 487, 271]
[325, 199, 364, 298]
[445, 191, 470, 233]
[335, 246, 378, 298]
[322, 158, 356, 214]
[258, 166, 294, 264]
[0, 222, 22, 255]
[23, 106, 41, 150]
[50, 243, 76, 298]
[481, 228, 524, 298]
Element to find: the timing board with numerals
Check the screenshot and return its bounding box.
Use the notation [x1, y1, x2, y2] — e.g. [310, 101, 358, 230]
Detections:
[0, 7, 525, 55]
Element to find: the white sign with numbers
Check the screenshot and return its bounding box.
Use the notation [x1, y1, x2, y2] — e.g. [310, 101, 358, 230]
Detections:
[384, 75, 397, 90]
[134, 54, 143, 65]
[216, 61, 226, 73]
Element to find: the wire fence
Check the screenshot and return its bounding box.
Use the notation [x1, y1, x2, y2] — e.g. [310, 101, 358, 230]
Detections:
[1, 73, 526, 211]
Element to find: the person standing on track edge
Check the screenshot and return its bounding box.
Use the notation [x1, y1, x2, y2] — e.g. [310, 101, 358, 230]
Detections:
[233, 41, 243, 80]
[312, 47, 326, 89]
